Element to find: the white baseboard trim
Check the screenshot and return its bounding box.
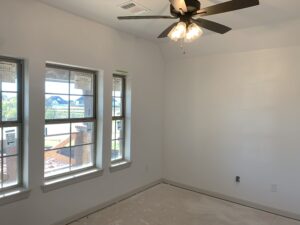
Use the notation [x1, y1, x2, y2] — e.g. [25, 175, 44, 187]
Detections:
[53, 178, 300, 225]
[163, 179, 300, 222]
[53, 179, 163, 225]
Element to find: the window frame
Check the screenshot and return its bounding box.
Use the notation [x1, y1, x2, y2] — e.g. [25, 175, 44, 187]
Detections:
[111, 74, 126, 163]
[44, 63, 98, 180]
[0, 56, 24, 192]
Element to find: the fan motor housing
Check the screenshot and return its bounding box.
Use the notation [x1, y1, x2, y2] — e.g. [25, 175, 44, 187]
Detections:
[170, 0, 201, 16]
[185, 0, 201, 12]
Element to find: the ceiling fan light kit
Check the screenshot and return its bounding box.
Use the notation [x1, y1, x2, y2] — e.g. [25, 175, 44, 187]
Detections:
[168, 22, 186, 41]
[168, 22, 203, 42]
[118, 0, 260, 43]
[184, 23, 203, 42]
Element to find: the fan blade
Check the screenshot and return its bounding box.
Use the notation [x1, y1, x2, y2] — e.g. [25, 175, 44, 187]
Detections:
[169, 0, 188, 13]
[195, 0, 259, 17]
[158, 22, 179, 38]
[191, 18, 231, 34]
[118, 16, 176, 20]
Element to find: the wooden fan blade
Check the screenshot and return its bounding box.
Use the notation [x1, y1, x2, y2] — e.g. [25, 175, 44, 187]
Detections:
[157, 22, 179, 38]
[158, 22, 179, 38]
[118, 16, 177, 20]
[169, 0, 188, 13]
[191, 18, 231, 34]
[195, 0, 259, 17]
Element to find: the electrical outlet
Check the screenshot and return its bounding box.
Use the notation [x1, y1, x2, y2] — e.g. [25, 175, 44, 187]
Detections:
[271, 184, 278, 192]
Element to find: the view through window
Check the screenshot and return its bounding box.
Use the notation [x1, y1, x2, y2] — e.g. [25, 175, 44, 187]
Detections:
[111, 75, 126, 162]
[0, 57, 22, 191]
[44, 65, 97, 178]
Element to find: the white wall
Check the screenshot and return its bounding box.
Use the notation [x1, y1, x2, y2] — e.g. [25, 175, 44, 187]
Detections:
[0, 0, 164, 225]
[160, 17, 300, 60]
[2, 0, 300, 223]
[163, 45, 300, 215]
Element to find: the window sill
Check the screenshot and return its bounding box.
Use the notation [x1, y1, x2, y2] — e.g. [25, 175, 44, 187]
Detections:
[0, 188, 31, 206]
[109, 160, 132, 172]
[42, 168, 103, 193]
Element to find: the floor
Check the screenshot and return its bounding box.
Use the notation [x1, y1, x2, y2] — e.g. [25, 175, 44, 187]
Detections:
[70, 184, 300, 225]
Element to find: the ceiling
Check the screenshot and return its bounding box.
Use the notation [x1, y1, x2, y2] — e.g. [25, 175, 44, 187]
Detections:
[38, 0, 300, 42]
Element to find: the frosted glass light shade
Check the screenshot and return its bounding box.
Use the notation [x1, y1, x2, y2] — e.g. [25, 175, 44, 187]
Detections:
[168, 22, 187, 42]
[184, 23, 203, 43]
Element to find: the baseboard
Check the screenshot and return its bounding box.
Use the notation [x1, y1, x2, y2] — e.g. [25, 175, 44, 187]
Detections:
[163, 179, 300, 222]
[53, 179, 163, 225]
[53, 178, 300, 225]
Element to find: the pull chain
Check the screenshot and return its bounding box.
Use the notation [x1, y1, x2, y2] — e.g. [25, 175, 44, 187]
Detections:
[179, 39, 186, 55]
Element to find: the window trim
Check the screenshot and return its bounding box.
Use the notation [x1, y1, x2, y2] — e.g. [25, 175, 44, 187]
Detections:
[42, 168, 103, 192]
[111, 74, 126, 163]
[44, 63, 98, 180]
[0, 56, 24, 192]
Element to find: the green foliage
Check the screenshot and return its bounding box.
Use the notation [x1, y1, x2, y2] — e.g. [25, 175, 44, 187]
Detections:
[45, 106, 85, 119]
[2, 97, 17, 120]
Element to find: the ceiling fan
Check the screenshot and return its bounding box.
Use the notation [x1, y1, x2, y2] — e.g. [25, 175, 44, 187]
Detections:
[118, 0, 260, 42]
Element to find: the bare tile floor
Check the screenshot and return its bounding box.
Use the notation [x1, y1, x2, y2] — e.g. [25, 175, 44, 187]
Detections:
[70, 184, 300, 225]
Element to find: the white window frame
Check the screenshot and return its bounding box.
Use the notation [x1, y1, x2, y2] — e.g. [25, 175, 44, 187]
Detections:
[0, 56, 24, 192]
[44, 63, 98, 181]
[110, 74, 131, 170]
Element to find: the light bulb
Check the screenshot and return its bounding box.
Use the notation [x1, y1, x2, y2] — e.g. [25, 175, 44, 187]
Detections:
[184, 23, 203, 43]
[168, 22, 187, 42]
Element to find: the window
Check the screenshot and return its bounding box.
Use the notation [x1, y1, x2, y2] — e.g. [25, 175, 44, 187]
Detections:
[44, 64, 97, 178]
[0, 57, 23, 191]
[111, 75, 126, 162]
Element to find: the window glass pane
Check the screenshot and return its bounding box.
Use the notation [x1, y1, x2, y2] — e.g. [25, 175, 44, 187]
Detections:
[45, 94, 69, 119]
[0, 158, 2, 185]
[115, 120, 124, 140]
[0, 61, 17, 92]
[70, 71, 93, 95]
[112, 121, 116, 140]
[44, 124, 70, 150]
[71, 144, 93, 171]
[44, 148, 70, 177]
[0, 59, 22, 191]
[112, 97, 122, 117]
[3, 127, 18, 156]
[112, 120, 124, 140]
[2, 156, 18, 188]
[111, 140, 123, 161]
[45, 134, 70, 150]
[0, 128, 2, 157]
[2, 92, 18, 121]
[45, 68, 69, 94]
[113, 77, 123, 97]
[71, 122, 94, 146]
[70, 95, 93, 118]
[111, 76, 126, 162]
[45, 65, 96, 178]
[45, 123, 70, 136]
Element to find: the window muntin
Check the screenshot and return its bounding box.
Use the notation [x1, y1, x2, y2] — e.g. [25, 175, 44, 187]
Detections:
[111, 75, 126, 162]
[44, 64, 97, 178]
[0, 57, 23, 191]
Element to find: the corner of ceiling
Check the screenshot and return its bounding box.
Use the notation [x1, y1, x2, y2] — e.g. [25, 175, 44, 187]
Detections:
[159, 16, 300, 62]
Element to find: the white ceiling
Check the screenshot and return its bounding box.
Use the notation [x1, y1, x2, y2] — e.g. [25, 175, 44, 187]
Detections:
[38, 0, 300, 42]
